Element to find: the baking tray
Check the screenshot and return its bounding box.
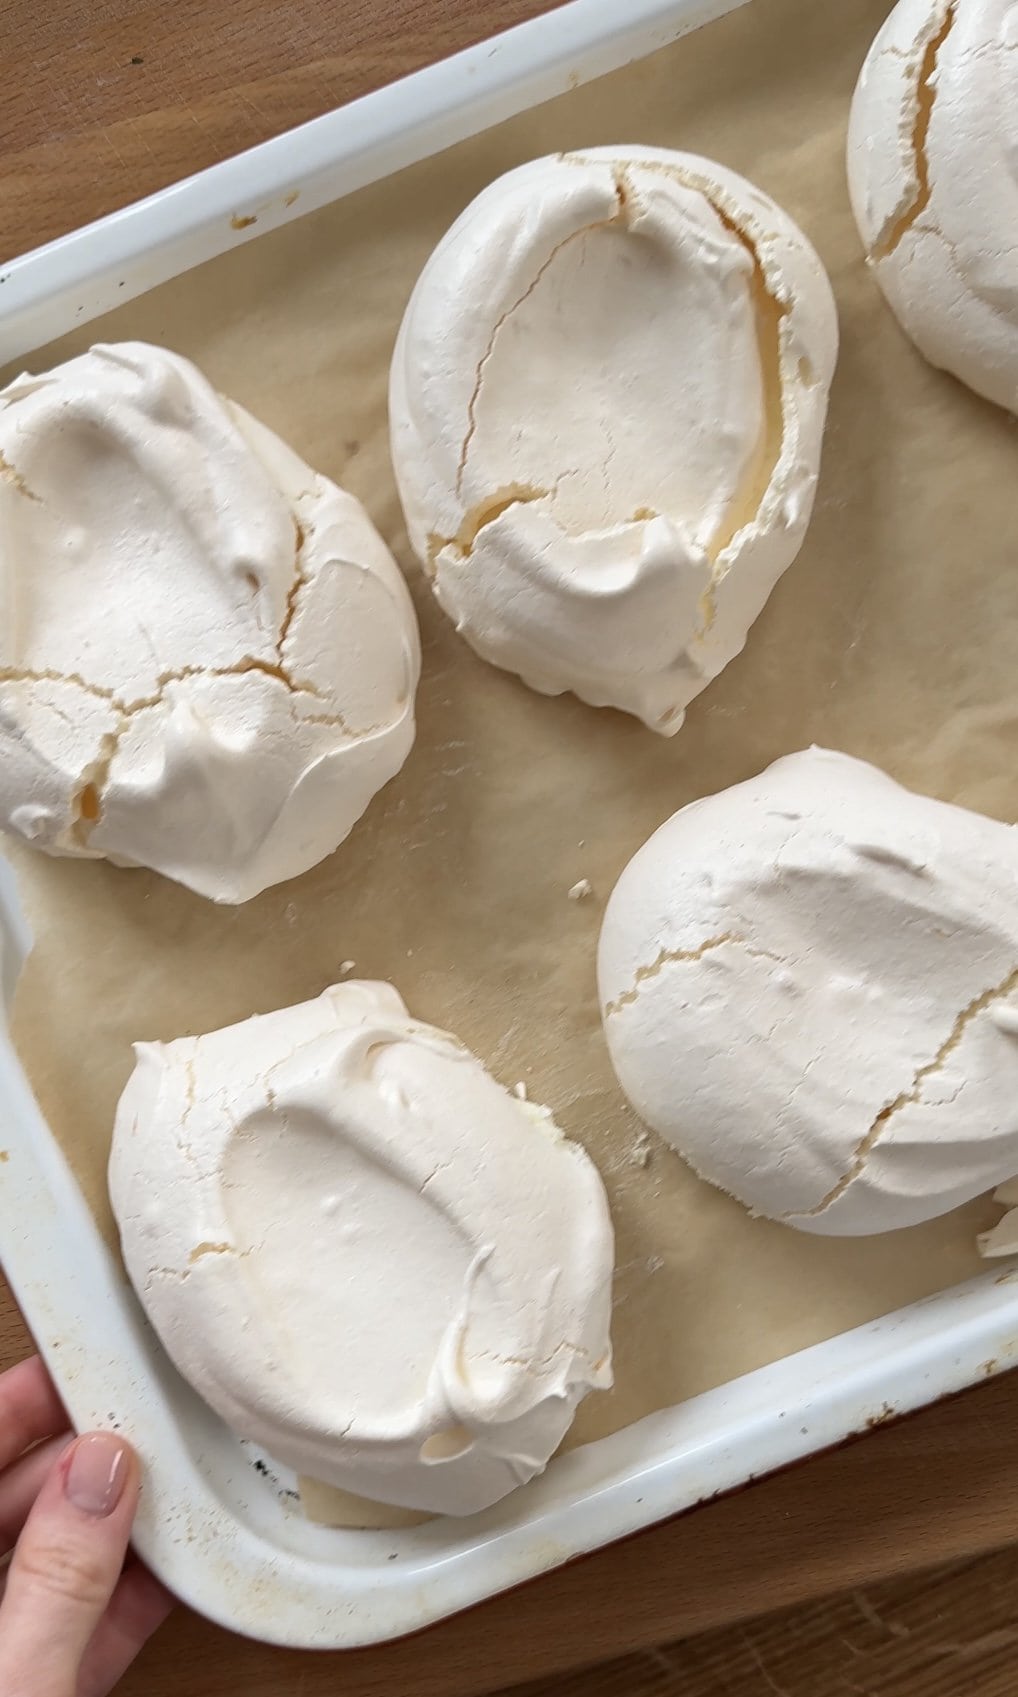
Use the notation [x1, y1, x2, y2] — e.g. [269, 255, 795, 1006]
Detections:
[2, 0, 1018, 1653]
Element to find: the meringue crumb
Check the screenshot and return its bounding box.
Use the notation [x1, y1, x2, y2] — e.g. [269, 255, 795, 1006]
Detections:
[978, 1207, 1018, 1258]
[630, 1132, 653, 1169]
[339, 960, 356, 976]
[513, 1081, 528, 1100]
[568, 878, 593, 901]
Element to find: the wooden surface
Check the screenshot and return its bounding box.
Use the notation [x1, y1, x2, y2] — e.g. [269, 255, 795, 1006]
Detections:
[506, 1550, 1018, 1697]
[2, 0, 560, 261]
[4, 1, 1018, 1692]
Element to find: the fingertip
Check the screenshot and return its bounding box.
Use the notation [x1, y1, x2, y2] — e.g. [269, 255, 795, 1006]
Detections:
[60, 1431, 139, 1525]
[1, 1432, 144, 1685]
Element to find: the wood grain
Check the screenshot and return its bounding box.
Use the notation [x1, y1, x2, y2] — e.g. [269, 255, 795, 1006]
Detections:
[2, 0, 560, 260]
[506, 1552, 1018, 1697]
[2, 1, 1017, 1693]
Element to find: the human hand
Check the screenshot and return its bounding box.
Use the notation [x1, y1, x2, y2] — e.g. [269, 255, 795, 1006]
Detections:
[0, 1356, 174, 1696]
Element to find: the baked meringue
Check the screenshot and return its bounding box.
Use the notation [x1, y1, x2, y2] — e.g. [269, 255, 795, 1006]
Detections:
[0, 342, 420, 902]
[598, 748, 1018, 1236]
[109, 981, 614, 1516]
[847, 0, 1018, 413]
[389, 146, 837, 733]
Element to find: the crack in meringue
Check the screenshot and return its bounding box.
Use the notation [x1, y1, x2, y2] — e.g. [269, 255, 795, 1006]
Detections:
[0, 342, 422, 900]
[277, 519, 308, 653]
[871, 2, 956, 261]
[427, 484, 549, 572]
[393, 149, 833, 736]
[0, 450, 41, 502]
[570, 154, 790, 575]
[800, 962, 1018, 1219]
[454, 172, 632, 497]
[3, 647, 362, 847]
[603, 932, 785, 1018]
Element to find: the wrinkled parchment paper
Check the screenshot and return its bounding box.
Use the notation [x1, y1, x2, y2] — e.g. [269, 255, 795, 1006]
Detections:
[5, 0, 1015, 1526]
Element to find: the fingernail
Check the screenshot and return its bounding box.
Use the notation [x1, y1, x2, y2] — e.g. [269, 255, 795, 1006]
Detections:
[64, 1433, 129, 1517]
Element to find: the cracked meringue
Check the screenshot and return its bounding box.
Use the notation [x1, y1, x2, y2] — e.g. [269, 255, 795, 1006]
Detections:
[109, 980, 614, 1516]
[389, 146, 837, 733]
[598, 748, 1018, 1236]
[0, 342, 420, 902]
[848, 0, 1018, 412]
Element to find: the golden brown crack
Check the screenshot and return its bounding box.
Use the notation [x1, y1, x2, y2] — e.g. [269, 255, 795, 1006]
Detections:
[0, 450, 41, 502]
[697, 581, 718, 635]
[702, 199, 788, 568]
[801, 962, 1018, 1218]
[0, 497, 365, 843]
[277, 517, 308, 654]
[69, 731, 118, 847]
[427, 484, 549, 572]
[454, 152, 791, 649]
[2, 651, 336, 850]
[454, 171, 632, 496]
[188, 1241, 235, 1263]
[575, 154, 789, 582]
[0, 666, 120, 706]
[75, 785, 101, 825]
[604, 933, 744, 1018]
[870, 3, 955, 262]
[0, 653, 325, 720]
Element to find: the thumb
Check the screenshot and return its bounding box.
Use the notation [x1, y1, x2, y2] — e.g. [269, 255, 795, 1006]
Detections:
[0, 1432, 139, 1697]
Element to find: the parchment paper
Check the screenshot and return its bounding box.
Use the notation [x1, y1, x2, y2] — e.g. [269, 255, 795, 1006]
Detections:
[4, 0, 1015, 1527]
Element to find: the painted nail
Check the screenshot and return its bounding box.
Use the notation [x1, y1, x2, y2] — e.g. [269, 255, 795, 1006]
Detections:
[64, 1433, 129, 1517]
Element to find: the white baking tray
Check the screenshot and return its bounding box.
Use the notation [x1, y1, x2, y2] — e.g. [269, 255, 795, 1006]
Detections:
[2, 0, 1018, 1653]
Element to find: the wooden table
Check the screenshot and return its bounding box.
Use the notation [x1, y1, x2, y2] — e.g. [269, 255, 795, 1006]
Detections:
[4, 4, 1018, 1693]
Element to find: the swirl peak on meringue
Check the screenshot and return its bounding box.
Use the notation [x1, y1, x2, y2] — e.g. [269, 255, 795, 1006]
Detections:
[109, 981, 614, 1516]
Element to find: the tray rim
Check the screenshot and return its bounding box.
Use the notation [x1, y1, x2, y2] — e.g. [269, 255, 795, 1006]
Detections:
[3, 894, 1016, 1650]
[0, 0, 746, 364]
[2, 0, 1017, 1652]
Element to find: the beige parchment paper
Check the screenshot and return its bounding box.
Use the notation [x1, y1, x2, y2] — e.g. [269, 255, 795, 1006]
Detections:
[4, 0, 1016, 1525]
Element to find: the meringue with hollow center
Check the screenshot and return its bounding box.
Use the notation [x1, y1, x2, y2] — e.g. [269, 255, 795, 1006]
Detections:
[389, 146, 837, 733]
[847, 0, 1018, 412]
[598, 748, 1018, 1236]
[0, 341, 420, 902]
[109, 981, 614, 1516]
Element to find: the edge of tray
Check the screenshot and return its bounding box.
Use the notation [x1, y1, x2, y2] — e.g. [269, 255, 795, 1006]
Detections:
[2, 856, 1017, 1648]
[0, 0, 747, 363]
[4, 0, 1017, 1651]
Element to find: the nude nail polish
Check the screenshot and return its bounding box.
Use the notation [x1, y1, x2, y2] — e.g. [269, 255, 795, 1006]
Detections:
[64, 1433, 129, 1517]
